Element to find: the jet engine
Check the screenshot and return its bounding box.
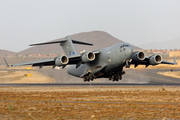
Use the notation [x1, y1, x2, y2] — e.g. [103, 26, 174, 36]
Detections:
[149, 54, 162, 65]
[55, 55, 69, 66]
[81, 52, 95, 63]
[131, 51, 146, 62]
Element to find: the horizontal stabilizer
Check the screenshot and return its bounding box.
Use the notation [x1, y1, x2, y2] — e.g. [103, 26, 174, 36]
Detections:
[30, 37, 93, 46]
[72, 40, 93, 46]
[30, 40, 67, 46]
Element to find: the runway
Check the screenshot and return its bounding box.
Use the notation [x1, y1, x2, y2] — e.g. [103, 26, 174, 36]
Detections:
[38, 68, 180, 85]
[0, 68, 179, 86]
[0, 82, 180, 86]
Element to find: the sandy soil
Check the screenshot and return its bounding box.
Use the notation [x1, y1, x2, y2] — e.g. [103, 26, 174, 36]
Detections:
[0, 86, 180, 120]
[0, 71, 55, 83]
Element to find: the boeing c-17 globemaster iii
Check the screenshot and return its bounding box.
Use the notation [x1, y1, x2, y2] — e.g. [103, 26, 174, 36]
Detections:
[4, 36, 177, 82]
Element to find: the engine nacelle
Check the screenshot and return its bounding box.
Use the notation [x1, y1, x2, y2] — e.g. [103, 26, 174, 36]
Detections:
[132, 51, 146, 62]
[81, 52, 95, 63]
[55, 55, 69, 66]
[149, 54, 162, 65]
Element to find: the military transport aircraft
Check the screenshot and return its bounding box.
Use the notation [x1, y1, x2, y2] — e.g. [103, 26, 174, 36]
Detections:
[4, 36, 177, 82]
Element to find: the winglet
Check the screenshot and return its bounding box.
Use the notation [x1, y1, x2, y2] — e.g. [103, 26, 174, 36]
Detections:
[3, 57, 11, 67]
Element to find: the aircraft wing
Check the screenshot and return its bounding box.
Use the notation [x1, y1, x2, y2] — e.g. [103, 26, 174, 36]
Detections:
[161, 60, 177, 65]
[12, 58, 55, 67]
[10, 55, 82, 68]
[7, 51, 100, 68]
[130, 54, 177, 68]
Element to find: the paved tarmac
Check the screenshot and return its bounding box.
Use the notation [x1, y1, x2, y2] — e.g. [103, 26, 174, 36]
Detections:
[124, 69, 180, 84]
[0, 68, 179, 86]
[39, 68, 180, 84]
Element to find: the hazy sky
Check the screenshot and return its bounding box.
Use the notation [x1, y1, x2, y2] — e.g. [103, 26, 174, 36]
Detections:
[0, 0, 180, 52]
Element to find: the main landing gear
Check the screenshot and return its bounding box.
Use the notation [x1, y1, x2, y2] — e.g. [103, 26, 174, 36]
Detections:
[82, 70, 126, 82]
[83, 73, 95, 82]
[108, 71, 125, 82]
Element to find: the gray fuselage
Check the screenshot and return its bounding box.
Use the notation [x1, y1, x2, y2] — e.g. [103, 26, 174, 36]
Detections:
[67, 43, 133, 78]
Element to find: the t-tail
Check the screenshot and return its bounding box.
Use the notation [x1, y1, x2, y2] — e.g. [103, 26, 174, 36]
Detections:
[30, 36, 93, 56]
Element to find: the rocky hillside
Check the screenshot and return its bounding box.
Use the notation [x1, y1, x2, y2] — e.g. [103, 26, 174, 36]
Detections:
[0, 49, 15, 56]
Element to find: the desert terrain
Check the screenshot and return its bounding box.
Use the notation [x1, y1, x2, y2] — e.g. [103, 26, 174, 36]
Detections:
[0, 58, 179, 119]
[0, 71, 55, 83]
[1, 86, 180, 120]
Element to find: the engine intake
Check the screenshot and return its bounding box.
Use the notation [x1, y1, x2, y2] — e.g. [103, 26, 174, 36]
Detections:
[81, 52, 95, 63]
[149, 54, 162, 65]
[132, 51, 146, 62]
[55, 55, 69, 66]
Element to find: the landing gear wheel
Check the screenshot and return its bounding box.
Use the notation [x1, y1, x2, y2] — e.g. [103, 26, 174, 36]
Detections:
[89, 76, 94, 81]
[119, 76, 122, 80]
[115, 76, 118, 81]
[118, 75, 122, 80]
[83, 75, 90, 82]
[83, 77, 87, 82]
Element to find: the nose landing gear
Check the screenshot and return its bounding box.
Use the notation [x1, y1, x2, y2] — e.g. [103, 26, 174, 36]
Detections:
[125, 59, 131, 68]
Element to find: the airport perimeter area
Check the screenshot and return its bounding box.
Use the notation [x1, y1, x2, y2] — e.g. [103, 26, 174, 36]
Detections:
[1, 86, 180, 120]
[0, 61, 179, 120]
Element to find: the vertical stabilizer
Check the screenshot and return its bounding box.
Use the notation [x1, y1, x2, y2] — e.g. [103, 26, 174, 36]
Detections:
[30, 36, 93, 56]
[60, 36, 78, 56]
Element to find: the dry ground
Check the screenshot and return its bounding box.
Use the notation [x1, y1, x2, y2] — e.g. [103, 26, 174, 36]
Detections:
[0, 60, 179, 119]
[0, 70, 55, 83]
[0, 86, 180, 120]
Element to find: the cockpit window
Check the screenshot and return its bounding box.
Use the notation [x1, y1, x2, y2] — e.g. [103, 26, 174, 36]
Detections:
[124, 44, 129, 47]
[120, 44, 129, 48]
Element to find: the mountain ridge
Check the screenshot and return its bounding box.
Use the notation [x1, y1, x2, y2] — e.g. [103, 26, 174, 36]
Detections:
[139, 38, 180, 49]
[0, 49, 15, 56]
[18, 31, 141, 55]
